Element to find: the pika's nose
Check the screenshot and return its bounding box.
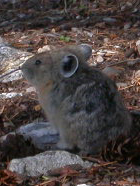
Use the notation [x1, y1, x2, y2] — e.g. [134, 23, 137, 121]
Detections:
[21, 63, 34, 80]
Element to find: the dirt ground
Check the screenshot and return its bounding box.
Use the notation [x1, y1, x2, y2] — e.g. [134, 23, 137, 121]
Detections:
[0, 0, 140, 185]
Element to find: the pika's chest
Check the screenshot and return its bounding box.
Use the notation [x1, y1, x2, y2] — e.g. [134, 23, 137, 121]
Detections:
[38, 83, 63, 121]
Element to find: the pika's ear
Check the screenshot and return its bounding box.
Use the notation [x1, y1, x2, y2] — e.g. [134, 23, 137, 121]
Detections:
[60, 54, 79, 78]
[79, 44, 92, 61]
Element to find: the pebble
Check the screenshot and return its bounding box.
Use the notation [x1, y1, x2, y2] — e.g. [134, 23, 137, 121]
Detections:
[124, 22, 132, 30]
[26, 87, 36, 93]
[104, 38, 109, 43]
[76, 15, 81, 20]
[96, 55, 104, 63]
[38, 45, 51, 53]
[84, 31, 93, 38]
[16, 122, 59, 150]
[0, 92, 23, 99]
[103, 17, 117, 24]
[116, 82, 128, 89]
[136, 40, 140, 56]
[134, 70, 140, 78]
[77, 184, 93, 186]
[71, 27, 79, 32]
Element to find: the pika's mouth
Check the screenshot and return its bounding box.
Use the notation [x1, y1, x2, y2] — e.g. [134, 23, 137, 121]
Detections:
[21, 64, 34, 82]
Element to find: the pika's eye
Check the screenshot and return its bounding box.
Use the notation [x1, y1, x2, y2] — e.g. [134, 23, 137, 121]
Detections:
[35, 60, 42, 65]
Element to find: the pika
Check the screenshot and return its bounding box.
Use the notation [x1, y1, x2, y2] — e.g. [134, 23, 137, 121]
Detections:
[21, 44, 132, 155]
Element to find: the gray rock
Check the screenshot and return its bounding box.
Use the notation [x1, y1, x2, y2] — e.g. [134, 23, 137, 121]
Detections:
[136, 40, 140, 56]
[71, 27, 80, 32]
[4, 121, 15, 128]
[1, 0, 20, 4]
[116, 82, 128, 89]
[126, 2, 132, 7]
[0, 41, 32, 82]
[104, 38, 109, 43]
[83, 31, 93, 38]
[124, 22, 132, 30]
[77, 184, 93, 186]
[26, 86, 36, 93]
[103, 17, 117, 24]
[37, 45, 51, 53]
[134, 70, 140, 78]
[121, 5, 126, 11]
[47, 16, 64, 23]
[0, 21, 11, 27]
[0, 122, 59, 158]
[8, 151, 92, 177]
[17, 122, 59, 150]
[96, 55, 104, 63]
[0, 92, 23, 99]
[76, 15, 81, 20]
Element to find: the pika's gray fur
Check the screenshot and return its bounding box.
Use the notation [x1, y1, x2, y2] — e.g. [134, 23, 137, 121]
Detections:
[21, 44, 132, 154]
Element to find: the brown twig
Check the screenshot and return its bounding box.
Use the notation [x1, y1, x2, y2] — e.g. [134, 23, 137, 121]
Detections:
[107, 58, 140, 67]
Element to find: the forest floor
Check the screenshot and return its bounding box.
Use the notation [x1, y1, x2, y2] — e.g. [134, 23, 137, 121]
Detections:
[0, 0, 140, 185]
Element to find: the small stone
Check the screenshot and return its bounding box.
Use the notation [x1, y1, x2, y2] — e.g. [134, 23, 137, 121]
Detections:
[127, 60, 140, 66]
[104, 38, 109, 43]
[0, 37, 4, 43]
[133, 21, 140, 28]
[92, 2, 98, 9]
[103, 17, 117, 24]
[134, 70, 140, 78]
[8, 87, 13, 91]
[17, 13, 27, 19]
[0, 21, 10, 27]
[96, 55, 104, 63]
[104, 50, 117, 55]
[97, 50, 105, 56]
[76, 15, 81, 20]
[84, 31, 93, 38]
[126, 176, 134, 183]
[47, 16, 64, 23]
[38, 45, 51, 53]
[121, 5, 126, 11]
[71, 27, 79, 32]
[132, 8, 138, 13]
[62, 183, 71, 186]
[77, 184, 92, 186]
[136, 40, 140, 56]
[124, 22, 132, 30]
[116, 82, 128, 89]
[26, 87, 36, 93]
[4, 122, 15, 128]
[114, 45, 120, 49]
[126, 2, 132, 7]
[0, 92, 23, 99]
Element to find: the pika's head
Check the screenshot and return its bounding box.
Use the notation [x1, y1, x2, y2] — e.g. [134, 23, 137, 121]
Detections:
[21, 44, 92, 89]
